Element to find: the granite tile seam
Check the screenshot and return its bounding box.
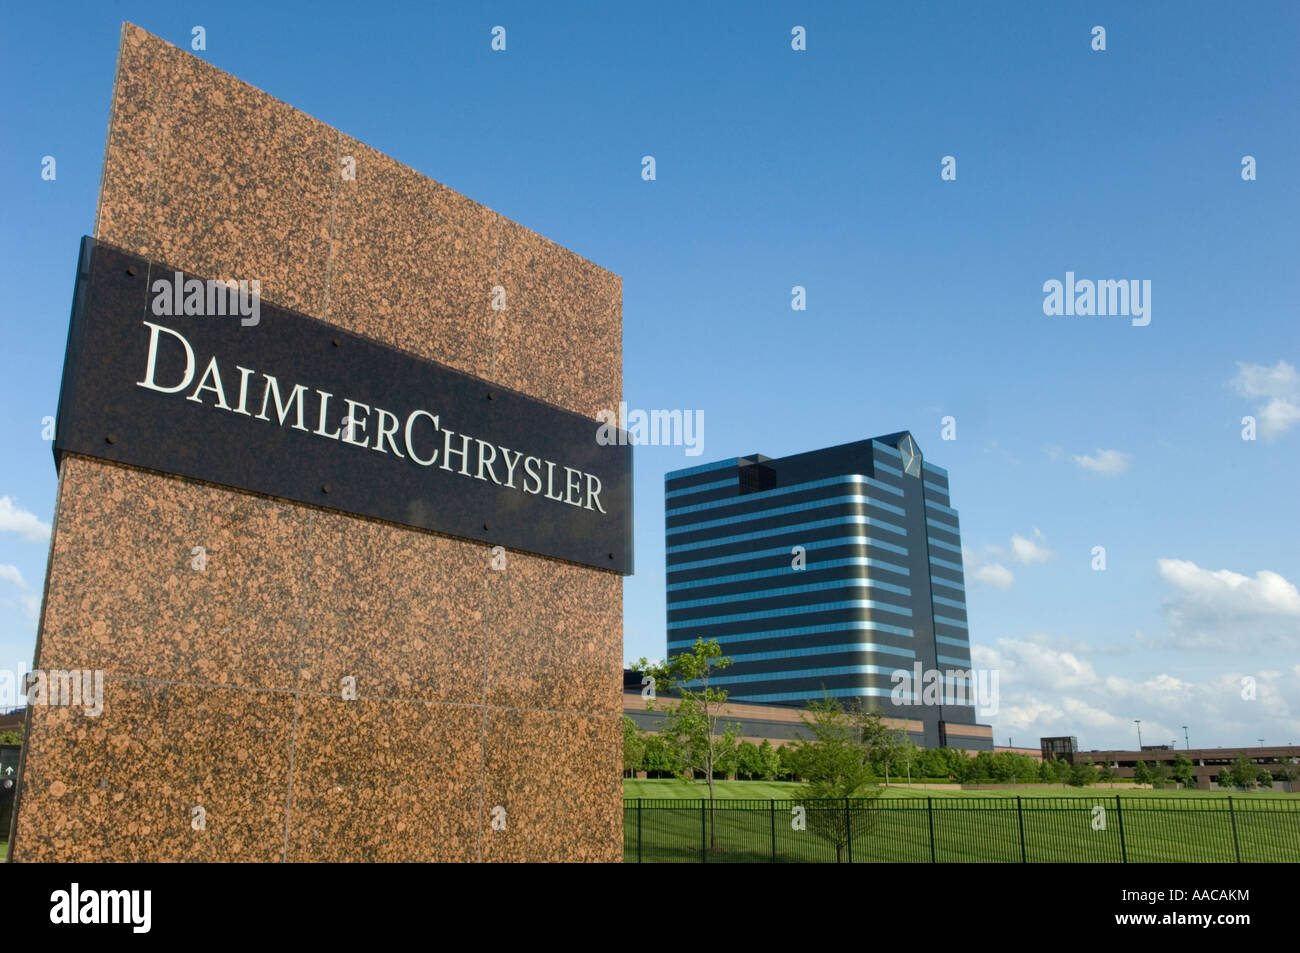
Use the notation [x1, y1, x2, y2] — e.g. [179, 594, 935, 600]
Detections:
[83, 673, 619, 720]
[478, 198, 506, 853]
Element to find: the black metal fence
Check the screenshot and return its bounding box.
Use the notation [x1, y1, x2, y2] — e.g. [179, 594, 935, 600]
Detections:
[623, 796, 1300, 863]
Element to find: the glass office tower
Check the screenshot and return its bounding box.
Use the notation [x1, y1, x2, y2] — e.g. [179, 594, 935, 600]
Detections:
[664, 432, 991, 749]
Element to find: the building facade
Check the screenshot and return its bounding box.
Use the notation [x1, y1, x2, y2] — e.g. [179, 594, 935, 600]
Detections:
[664, 432, 992, 750]
[1070, 744, 1300, 791]
[1041, 736, 1079, 763]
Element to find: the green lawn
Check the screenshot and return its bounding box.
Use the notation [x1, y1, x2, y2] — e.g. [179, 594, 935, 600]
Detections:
[879, 786, 1298, 799]
[622, 780, 1300, 861]
[625, 779, 807, 799]
[623, 778, 1300, 800]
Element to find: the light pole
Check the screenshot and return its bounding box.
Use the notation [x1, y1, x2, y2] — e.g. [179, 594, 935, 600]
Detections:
[1182, 725, 1190, 750]
[1135, 719, 1143, 749]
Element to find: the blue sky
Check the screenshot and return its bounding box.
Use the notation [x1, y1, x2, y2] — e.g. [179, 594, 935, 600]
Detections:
[1, 1, 1296, 750]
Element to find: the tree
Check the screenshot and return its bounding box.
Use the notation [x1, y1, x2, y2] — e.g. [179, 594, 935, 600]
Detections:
[635, 639, 740, 850]
[991, 750, 1029, 783]
[1004, 752, 1040, 783]
[1067, 761, 1098, 787]
[988, 753, 1012, 783]
[1098, 763, 1117, 783]
[713, 736, 740, 779]
[787, 697, 883, 862]
[1149, 760, 1172, 790]
[757, 739, 782, 781]
[969, 750, 997, 782]
[735, 741, 762, 780]
[789, 699, 876, 794]
[1133, 760, 1153, 786]
[1256, 769, 1274, 789]
[778, 740, 802, 780]
[641, 733, 676, 778]
[622, 716, 645, 777]
[1172, 753, 1196, 789]
[1229, 754, 1257, 790]
[1038, 757, 1070, 785]
[858, 711, 910, 786]
[1037, 756, 1071, 784]
[917, 746, 948, 780]
[930, 747, 971, 783]
[895, 736, 919, 784]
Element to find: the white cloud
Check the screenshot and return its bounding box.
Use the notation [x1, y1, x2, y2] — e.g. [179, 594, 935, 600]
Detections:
[1157, 559, 1300, 651]
[962, 546, 1014, 588]
[1258, 398, 1300, 440]
[975, 634, 1299, 749]
[0, 566, 38, 622]
[1159, 559, 1300, 614]
[976, 637, 1097, 691]
[0, 497, 50, 543]
[1071, 448, 1131, 476]
[1231, 360, 1298, 400]
[964, 529, 1053, 585]
[971, 563, 1014, 588]
[1010, 528, 1054, 565]
[1230, 360, 1300, 441]
[1024, 630, 1138, 658]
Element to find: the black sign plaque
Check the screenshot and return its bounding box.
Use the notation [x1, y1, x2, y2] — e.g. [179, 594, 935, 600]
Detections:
[54, 238, 633, 574]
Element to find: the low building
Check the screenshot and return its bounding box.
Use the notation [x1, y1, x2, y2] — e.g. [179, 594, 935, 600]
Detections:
[624, 671, 992, 749]
[1069, 744, 1300, 790]
[995, 745, 1043, 761]
[1040, 736, 1078, 763]
[0, 706, 25, 733]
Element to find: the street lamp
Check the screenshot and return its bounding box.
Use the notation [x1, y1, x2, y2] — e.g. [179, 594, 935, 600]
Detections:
[1135, 720, 1143, 749]
[1182, 726, 1190, 749]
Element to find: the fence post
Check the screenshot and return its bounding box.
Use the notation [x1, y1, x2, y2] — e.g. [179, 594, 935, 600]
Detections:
[844, 797, 853, 864]
[1016, 796, 1027, 863]
[700, 799, 707, 863]
[1228, 796, 1241, 863]
[770, 798, 777, 863]
[927, 796, 936, 862]
[636, 799, 642, 864]
[1115, 795, 1127, 863]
